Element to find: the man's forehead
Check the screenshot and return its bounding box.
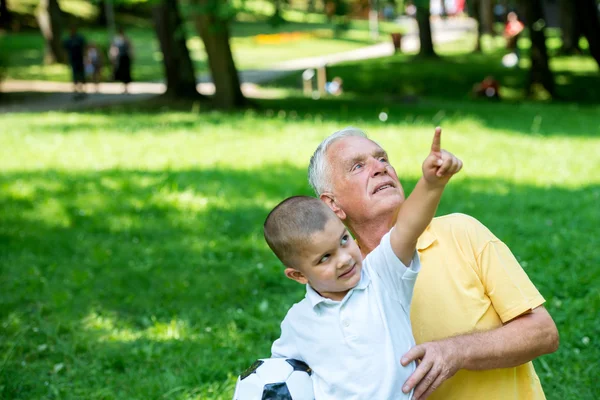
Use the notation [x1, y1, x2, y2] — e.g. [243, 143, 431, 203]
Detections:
[327, 136, 385, 161]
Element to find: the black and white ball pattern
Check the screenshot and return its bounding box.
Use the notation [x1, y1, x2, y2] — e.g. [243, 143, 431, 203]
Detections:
[233, 358, 314, 400]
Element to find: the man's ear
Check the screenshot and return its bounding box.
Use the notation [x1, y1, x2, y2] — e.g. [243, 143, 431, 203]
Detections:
[320, 193, 347, 220]
[285, 268, 308, 285]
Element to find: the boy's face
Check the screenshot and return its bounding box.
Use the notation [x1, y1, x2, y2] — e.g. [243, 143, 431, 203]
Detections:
[285, 216, 363, 301]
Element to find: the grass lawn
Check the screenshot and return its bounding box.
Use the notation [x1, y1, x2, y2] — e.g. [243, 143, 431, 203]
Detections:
[1, 88, 599, 399]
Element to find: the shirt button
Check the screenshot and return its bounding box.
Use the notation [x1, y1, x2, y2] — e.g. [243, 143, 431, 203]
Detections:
[343, 320, 350, 327]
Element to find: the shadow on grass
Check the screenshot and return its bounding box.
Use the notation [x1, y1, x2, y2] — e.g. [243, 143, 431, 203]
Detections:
[19, 93, 597, 140]
[1, 164, 599, 399]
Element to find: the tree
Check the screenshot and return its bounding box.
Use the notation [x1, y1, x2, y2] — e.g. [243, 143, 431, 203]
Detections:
[415, 0, 436, 57]
[468, 0, 484, 51]
[191, 0, 246, 109]
[574, 0, 600, 68]
[479, 0, 494, 35]
[0, 0, 12, 30]
[270, 0, 286, 26]
[36, 0, 66, 64]
[559, 0, 581, 54]
[152, 0, 202, 98]
[520, 0, 554, 96]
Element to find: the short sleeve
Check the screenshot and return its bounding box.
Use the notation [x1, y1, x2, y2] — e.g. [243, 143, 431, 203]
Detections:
[365, 230, 420, 306]
[478, 239, 545, 322]
[271, 315, 301, 360]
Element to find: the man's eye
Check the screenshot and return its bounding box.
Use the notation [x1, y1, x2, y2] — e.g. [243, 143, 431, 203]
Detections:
[379, 157, 388, 163]
[341, 234, 349, 245]
[319, 254, 330, 264]
[352, 163, 363, 171]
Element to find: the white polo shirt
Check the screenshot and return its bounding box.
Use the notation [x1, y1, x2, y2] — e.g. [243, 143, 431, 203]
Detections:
[271, 231, 420, 400]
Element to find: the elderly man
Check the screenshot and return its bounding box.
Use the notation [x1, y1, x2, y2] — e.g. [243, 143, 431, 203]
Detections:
[308, 127, 559, 400]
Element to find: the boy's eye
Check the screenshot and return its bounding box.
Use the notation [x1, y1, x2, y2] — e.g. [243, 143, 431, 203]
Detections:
[319, 254, 330, 264]
[341, 234, 349, 245]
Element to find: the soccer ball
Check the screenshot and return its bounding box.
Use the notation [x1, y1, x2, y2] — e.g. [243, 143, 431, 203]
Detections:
[233, 358, 314, 400]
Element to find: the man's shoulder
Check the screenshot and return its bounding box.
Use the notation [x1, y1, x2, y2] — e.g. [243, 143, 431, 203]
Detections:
[431, 213, 488, 231]
[428, 213, 497, 242]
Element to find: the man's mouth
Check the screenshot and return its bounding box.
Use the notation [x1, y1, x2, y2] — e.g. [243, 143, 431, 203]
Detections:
[373, 183, 394, 194]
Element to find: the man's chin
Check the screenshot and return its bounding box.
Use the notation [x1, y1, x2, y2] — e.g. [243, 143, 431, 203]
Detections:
[371, 192, 404, 214]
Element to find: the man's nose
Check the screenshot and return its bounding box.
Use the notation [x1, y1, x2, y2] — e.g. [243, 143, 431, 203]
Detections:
[371, 157, 388, 176]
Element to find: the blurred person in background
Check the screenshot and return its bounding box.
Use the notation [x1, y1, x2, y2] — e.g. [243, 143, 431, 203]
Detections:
[110, 28, 133, 94]
[63, 26, 87, 99]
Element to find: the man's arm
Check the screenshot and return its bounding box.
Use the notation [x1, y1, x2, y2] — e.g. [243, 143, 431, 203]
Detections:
[391, 128, 462, 265]
[401, 306, 558, 400]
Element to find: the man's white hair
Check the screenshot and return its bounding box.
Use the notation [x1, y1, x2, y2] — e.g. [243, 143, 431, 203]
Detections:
[308, 127, 369, 196]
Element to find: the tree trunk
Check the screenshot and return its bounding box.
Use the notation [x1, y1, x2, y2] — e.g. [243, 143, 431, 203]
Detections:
[37, 0, 66, 64]
[520, 0, 554, 96]
[152, 0, 202, 98]
[416, 2, 437, 57]
[270, 0, 286, 26]
[0, 0, 12, 30]
[575, 0, 600, 68]
[469, 0, 483, 52]
[192, 0, 246, 109]
[480, 0, 494, 35]
[559, 0, 581, 54]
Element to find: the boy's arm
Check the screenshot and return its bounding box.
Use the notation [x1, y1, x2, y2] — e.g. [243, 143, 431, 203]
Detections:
[390, 128, 463, 265]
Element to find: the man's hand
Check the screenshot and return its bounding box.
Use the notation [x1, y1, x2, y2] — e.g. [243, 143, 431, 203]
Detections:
[423, 127, 463, 186]
[401, 339, 461, 400]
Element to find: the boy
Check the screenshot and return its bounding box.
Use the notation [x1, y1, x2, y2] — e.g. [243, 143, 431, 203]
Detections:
[263, 130, 462, 399]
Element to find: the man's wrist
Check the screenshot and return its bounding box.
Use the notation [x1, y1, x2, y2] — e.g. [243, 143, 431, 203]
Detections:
[444, 336, 466, 371]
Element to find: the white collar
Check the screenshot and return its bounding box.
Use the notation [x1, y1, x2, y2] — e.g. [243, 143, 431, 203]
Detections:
[305, 268, 371, 309]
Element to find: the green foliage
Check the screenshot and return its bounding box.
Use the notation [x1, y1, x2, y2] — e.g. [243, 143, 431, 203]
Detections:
[0, 93, 599, 398]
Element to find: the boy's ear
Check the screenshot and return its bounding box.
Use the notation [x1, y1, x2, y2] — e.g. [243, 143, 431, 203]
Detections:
[285, 268, 308, 285]
[320, 193, 346, 220]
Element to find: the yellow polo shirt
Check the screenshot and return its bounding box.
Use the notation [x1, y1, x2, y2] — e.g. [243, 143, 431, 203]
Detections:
[412, 213, 546, 400]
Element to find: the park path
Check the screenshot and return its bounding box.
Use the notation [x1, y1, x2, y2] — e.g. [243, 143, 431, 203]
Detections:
[0, 17, 475, 114]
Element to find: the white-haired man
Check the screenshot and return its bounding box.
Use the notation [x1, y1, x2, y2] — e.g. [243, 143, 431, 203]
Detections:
[308, 127, 558, 400]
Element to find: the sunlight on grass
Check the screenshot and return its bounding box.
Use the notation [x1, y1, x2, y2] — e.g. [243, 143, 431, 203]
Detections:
[1, 111, 597, 189]
[83, 312, 194, 342]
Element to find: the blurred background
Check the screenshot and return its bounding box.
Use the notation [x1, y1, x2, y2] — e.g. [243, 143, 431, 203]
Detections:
[0, 0, 599, 399]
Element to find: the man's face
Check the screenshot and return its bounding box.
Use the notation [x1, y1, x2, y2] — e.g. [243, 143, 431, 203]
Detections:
[292, 217, 363, 301]
[325, 136, 405, 224]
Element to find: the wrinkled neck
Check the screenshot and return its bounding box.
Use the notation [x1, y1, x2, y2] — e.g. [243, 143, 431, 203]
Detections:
[347, 211, 397, 257]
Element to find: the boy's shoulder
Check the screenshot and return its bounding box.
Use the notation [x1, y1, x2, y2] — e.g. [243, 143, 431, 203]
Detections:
[281, 296, 313, 325]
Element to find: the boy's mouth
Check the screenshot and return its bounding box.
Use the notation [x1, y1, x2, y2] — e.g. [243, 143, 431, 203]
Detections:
[339, 264, 356, 278]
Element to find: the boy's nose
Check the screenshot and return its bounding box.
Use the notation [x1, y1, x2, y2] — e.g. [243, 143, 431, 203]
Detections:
[337, 251, 353, 268]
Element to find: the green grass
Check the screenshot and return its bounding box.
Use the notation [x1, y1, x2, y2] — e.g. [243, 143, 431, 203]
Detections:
[1, 90, 599, 399]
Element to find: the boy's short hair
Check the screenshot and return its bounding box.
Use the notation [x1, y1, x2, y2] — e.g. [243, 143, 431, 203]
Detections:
[264, 196, 337, 268]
